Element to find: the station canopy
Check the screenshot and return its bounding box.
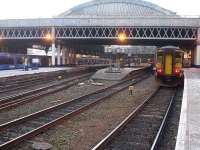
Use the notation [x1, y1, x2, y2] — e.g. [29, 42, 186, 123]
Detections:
[57, 0, 177, 55]
[58, 0, 176, 17]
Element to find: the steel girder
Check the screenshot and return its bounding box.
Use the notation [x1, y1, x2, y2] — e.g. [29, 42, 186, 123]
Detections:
[0, 26, 197, 40]
[0, 27, 52, 39]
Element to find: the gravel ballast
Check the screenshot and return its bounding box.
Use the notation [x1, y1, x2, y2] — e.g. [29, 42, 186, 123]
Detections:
[0, 79, 117, 125]
[13, 75, 158, 150]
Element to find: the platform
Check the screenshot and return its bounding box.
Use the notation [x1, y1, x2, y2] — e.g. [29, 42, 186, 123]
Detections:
[91, 67, 142, 81]
[176, 68, 200, 150]
[0, 67, 73, 78]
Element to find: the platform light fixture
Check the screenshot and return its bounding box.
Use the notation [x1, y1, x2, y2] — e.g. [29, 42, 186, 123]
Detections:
[118, 33, 127, 42]
[44, 33, 52, 41]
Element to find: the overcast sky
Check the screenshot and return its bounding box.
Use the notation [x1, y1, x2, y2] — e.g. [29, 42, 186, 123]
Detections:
[0, 0, 199, 19]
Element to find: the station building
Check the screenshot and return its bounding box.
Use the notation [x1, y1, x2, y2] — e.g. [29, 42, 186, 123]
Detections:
[0, 0, 199, 68]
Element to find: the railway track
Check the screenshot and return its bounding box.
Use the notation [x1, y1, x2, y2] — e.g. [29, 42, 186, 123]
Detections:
[0, 73, 93, 111]
[0, 71, 67, 93]
[0, 65, 107, 92]
[92, 86, 177, 150]
[0, 76, 54, 94]
[156, 87, 183, 150]
[0, 67, 88, 94]
[0, 69, 150, 150]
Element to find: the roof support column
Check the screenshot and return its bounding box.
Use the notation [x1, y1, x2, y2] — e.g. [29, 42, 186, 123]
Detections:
[194, 28, 200, 67]
[51, 27, 56, 66]
[57, 42, 61, 66]
[51, 42, 56, 66]
[62, 48, 66, 65]
[71, 48, 76, 65]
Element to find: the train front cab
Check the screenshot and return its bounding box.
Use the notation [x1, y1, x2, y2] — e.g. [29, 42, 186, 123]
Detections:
[155, 47, 184, 85]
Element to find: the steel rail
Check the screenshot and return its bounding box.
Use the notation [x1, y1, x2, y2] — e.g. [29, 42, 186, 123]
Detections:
[91, 87, 160, 150]
[0, 73, 92, 111]
[0, 77, 54, 94]
[150, 89, 177, 150]
[0, 66, 149, 110]
[92, 87, 176, 150]
[0, 67, 88, 94]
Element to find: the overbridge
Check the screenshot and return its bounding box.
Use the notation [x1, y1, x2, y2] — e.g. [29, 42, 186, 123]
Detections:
[0, 0, 200, 66]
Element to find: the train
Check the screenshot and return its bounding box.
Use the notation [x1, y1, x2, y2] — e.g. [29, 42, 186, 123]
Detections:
[0, 52, 49, 70]
[0, 53, 25, 70]
[76, 57, 110, 65]
[155, 46, 184, 86]
[0, 52, 110, 70]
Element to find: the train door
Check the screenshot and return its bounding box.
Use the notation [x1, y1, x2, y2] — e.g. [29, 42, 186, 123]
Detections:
[165, 53, 173, 75]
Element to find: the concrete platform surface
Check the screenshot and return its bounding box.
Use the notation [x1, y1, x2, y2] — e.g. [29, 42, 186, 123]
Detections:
[91, 67, 141, 81]
[176, 68, 200, 150]
[0, 67, 73, 78]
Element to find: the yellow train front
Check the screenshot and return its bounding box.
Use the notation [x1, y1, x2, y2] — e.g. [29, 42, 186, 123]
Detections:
[155, 46, 184, 86]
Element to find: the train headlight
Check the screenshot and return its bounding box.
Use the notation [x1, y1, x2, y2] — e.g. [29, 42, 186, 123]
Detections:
[157, 68, 163, 75]
[174, 68, 181, 76]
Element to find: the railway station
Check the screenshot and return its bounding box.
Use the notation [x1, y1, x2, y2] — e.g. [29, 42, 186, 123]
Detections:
[0, 0, 199, 149]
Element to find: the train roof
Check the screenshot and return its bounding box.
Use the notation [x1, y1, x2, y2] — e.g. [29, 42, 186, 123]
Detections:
[159, 46, 180, 50]
[157, 46, 184, 53]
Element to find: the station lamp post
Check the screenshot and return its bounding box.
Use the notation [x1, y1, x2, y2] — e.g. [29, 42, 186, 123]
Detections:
[117, 32, 127, 70]
[107, 46, 112, 72]
[0, 36, 4, 45]
[44, 28, 56, 67]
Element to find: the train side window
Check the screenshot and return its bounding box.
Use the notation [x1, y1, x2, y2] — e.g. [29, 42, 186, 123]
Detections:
[157, 52, 162, 63]
[0, 57, 14, 64]
[17, 58, 24, 64]
[156, 52, 163, 69]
